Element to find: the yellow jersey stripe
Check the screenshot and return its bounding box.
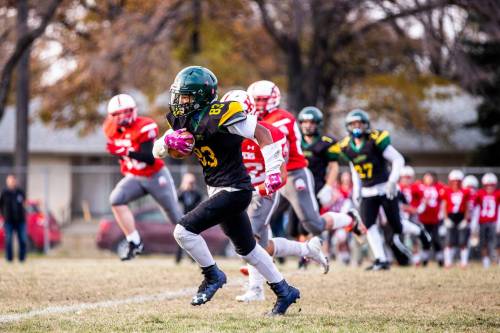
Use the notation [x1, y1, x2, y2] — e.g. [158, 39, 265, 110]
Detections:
[219, 102, 243, 126]
[375, 130, 389, 145]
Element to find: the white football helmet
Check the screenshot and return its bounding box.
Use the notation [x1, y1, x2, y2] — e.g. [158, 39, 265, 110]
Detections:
[220, 90, 256, 115]
[462, 175, 479, 189]
[481, 172, 498, 186]
[448, 169, 464, 182]
[107, 93, 137, 126]
[400, 165, 415, 179]
[247, 80, 281, 118]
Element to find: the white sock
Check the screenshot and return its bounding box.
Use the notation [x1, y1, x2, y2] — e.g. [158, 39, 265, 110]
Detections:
[242, 245, 283, 284]
[460, 248, 469, 267]
[126, 230, 141, 245]
[323, 212, 352, 230]
[444, 247, 452, 267]
[402, 219, 420, 236]
[366, 225, 387, 262]
[173, 225, 215, 267]
[482, 256, 491, 268]
[413, 252, 421, 265]
[271, 237, 309, 257]
[247, 264, 264, 290]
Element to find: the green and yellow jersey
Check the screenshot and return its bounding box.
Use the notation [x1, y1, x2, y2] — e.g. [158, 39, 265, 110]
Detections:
[166, 101, 253, 190]
[330, 130, 391, 187]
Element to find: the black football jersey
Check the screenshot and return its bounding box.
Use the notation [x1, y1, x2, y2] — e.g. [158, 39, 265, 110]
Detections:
[166, 101, 253, 190]
[302, 135, 338, 193]
[331, 130, 391, 187]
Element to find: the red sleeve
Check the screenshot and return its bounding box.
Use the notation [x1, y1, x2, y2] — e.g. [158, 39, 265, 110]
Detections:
[259, 121, 285, 142]
[474, 191, 482, 207]
[135, 119, 160, 143]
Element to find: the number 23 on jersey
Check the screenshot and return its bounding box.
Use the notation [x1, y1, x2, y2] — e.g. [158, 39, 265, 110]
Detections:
[193, 146, 218, 167]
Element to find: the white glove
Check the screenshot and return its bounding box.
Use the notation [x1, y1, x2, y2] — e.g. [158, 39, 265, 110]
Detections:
[444, 218, 453, 229]
[458, 219, 468, 230]
[385, 181, 397, 200]
[152, 136, 168, 159]
[317, 185, 334, 207]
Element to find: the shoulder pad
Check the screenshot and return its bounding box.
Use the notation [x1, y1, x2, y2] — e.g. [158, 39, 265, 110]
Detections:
[339, 136, 350, 148]
[321, 136, 334, 143]
[213, 101, 246, 127]
[370, 129, 391, 150]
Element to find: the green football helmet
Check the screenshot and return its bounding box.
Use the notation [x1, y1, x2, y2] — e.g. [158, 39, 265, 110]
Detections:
[169, 66, 218, 117]
[298, 106, 323, 136]
[345, 108, 370, 138]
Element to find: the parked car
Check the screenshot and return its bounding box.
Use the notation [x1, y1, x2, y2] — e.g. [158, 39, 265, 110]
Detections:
[96, 205, 233, 256]
[0, 200, 62, 251]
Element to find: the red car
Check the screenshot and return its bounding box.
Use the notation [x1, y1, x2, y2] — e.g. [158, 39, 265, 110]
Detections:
[96, 205, 234, 256]
[0, 200, 62, 251]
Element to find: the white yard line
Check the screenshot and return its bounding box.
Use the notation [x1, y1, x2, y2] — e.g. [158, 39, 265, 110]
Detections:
[0, 279, 246, 324]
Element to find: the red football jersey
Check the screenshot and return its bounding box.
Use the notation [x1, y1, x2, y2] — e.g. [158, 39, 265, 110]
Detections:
[399, 182, 422, 208]
[474, 189, 500, 224]
[103, 116, 164, 177]
[443, 187, 470, 214]
[465, 187, 478, 221]
[262, 108, 308, 171]
[417, 182, 446, 224]
[241, 121, 288, 186]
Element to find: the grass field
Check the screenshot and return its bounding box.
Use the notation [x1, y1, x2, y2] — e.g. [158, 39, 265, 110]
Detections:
[0, 257, 499, 332]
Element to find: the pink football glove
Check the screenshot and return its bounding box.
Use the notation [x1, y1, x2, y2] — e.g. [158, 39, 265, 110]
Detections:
[164, 128, 193, 155]
[264, 172, 283, 195]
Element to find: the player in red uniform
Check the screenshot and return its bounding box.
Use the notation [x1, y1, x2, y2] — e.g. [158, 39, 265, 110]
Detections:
[247, 81, 365, 263]
[416, 171, 446, 266]
[221, 90, 331, 302]
[104, 94, 182, 260]
[471, 173, 500, 268]
[460, 174, 479, 267]
[398, 166, 432, 265]
[442, 170, 470, 268]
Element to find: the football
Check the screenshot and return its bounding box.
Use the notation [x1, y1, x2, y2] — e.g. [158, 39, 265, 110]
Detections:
[167, 130, 195, 159]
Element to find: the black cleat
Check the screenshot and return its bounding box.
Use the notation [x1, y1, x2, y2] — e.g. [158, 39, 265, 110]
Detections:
[191, 264, 227, 306]
[268, 280, 300, 316]
[365, 259, 390, 271]
[120, 241, 144, 261]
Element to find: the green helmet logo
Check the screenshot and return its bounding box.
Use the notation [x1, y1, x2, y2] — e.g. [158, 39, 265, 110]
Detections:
[169, 66, 218, 117]
[298, 106, 323, 135]
[345, 108, 370, 138]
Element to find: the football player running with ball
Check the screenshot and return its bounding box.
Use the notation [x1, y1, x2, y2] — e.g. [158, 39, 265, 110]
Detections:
[104, 94, 183, 261]
[247, 81, 366, 262]
[330, 109, 412, 270]
[153, 66, 299, 315]
[220, 90, 331, 303]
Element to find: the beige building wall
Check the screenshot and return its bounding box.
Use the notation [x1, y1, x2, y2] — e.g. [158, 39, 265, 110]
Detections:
[28, 156, 72, 224]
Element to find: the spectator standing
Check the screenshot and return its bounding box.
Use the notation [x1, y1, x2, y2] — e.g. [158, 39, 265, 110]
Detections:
[0, 174, 27, 262]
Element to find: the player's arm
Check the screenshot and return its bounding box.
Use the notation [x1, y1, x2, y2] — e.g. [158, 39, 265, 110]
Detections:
[128, 141, 155, 165]
[350, 162, 362, 206]
[325, 162, 339, 187]
[471, 203, 480, 234]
